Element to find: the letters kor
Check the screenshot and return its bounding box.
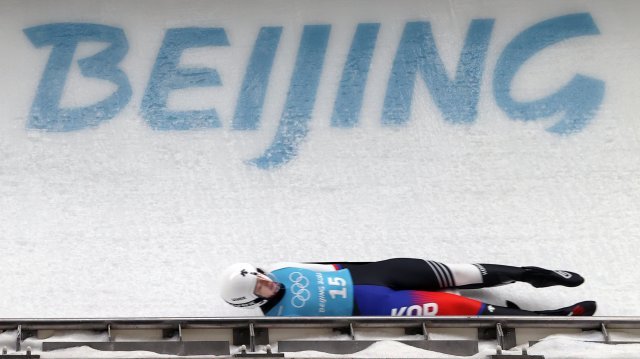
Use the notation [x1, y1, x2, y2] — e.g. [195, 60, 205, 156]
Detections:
[24, 13, 604, 169]
[391, 303, 438, 316]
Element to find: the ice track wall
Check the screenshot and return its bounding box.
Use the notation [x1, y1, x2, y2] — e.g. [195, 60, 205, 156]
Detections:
[0, 0, 639, 317]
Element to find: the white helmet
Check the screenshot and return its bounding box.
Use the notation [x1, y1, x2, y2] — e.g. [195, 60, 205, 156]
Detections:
[220, 263, 268, 309]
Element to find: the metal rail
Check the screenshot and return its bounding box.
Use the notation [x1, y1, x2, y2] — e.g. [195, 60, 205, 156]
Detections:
[2, 316, 640, 330]
[2, 316, 639, 358]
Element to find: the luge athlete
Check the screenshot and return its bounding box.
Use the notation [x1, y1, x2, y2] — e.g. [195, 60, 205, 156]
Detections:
[219, 258, 596, 317]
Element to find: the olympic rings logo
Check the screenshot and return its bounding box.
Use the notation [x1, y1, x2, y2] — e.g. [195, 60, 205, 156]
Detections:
[288, 272, 310, 308]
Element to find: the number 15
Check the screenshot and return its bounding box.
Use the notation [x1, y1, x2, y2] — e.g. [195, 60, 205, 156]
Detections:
[327, 277, 347, 299]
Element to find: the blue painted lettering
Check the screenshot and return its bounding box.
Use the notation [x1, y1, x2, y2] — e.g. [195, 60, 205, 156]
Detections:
[23, 14, 604, 169]
[233, 27, 282, 130]
[251, 25, 331, 169]
[141, 27, 228, 130]
[24, 23, 131, 131]
[493, 13, 604, 134]
[331, 23, 380, 128]
[382, 20, 494, 125]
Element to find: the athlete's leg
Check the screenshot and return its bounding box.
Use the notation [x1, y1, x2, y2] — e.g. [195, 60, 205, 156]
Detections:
[334, 258, 584, 290]
[343, 258, 444, 290]
[353, 285, 596, 317]
[453, 264, 584, 289]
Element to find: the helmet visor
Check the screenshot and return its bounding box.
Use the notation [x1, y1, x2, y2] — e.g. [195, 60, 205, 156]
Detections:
[253, 273, 280, 299]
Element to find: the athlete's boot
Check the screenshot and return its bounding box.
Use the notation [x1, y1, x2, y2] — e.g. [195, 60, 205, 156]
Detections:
[535, 301, 597, 316]
[446, 264, 584, 290]
[521, 266, 584, 288]
[480, 300, 596, 316]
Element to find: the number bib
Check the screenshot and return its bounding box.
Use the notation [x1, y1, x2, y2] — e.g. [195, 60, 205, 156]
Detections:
[265, 267, 354, 316]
